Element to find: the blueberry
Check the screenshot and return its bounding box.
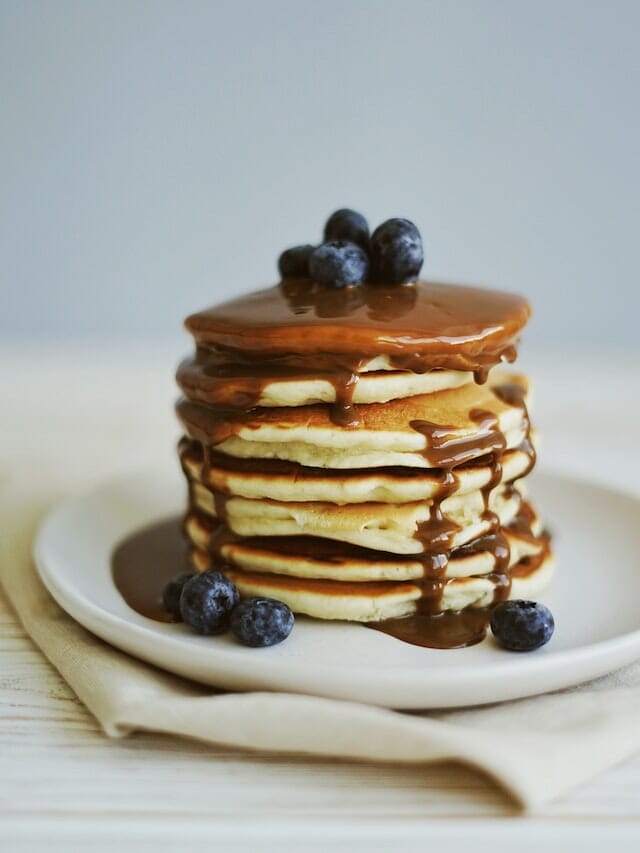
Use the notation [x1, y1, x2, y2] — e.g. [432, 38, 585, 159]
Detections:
[162, 572, 196, 620]
[369, 218, 424, 284]
[490, 600, 555, 651]
[309, 240, 369, 288]
[278, 244, 315, 278]
[179, 570, 239, 635]
[324, 208, 370, 250]
[230, 597, 294, 647]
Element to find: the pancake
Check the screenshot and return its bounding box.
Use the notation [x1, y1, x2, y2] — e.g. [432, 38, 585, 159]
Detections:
[188, 481, 523, 555]
[185, 500, 547, 582]
[176, 372, 529, 470]
[177, 356, 474, 409]
[184, 280, 531, 372]
[187, 549, 554, 621]
[179, 437, 536, 505]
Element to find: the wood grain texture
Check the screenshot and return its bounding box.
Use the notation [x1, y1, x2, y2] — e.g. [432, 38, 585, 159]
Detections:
[2, 347, 640, 850]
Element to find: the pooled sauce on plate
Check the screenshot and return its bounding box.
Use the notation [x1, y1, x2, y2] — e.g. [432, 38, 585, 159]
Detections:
[112, 517, 187, 623]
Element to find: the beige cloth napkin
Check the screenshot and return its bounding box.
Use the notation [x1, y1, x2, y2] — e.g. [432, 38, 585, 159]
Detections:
[3, 488, 640, 812]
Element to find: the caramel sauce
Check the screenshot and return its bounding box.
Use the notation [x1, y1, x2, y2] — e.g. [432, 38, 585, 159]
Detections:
[112, 517, 188, 622]
[114, 277, 548, 650]
[185, 280, 530, 365]
[370, 608, 492, 649]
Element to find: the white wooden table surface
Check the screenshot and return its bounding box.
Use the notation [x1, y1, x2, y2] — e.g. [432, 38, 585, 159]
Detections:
[2, 345, 640, 851]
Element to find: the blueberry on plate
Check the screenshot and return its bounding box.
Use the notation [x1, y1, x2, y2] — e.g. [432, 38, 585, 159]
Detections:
[278, 244, 315, 278]
[490, 600, 555, 651]
[369, 218, 424, 284]
[323, 208, 370, 250]
[162, 572, 196, 620]
[230, 597, 295, 647]
[179, 570, 239, 635]
[309, 240, 369, 288]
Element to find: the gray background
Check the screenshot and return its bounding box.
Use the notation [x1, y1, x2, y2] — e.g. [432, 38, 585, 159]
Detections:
[2, 0, 639, 349]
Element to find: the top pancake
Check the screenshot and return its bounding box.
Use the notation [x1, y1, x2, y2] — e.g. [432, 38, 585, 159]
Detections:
[184, 280, 530, 373]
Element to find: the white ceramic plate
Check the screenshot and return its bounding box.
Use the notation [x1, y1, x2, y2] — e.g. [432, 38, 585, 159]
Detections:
[34, 468, 640, 709]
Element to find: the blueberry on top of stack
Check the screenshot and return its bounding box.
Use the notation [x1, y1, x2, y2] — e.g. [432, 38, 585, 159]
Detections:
[279, 209, 424, 287]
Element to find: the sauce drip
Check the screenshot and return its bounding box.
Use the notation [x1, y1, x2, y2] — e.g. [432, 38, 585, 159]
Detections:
[367, 398, 516, 647]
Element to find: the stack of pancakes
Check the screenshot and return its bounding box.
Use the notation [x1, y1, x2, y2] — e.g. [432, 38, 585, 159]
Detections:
[176, 279, 553, 647]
